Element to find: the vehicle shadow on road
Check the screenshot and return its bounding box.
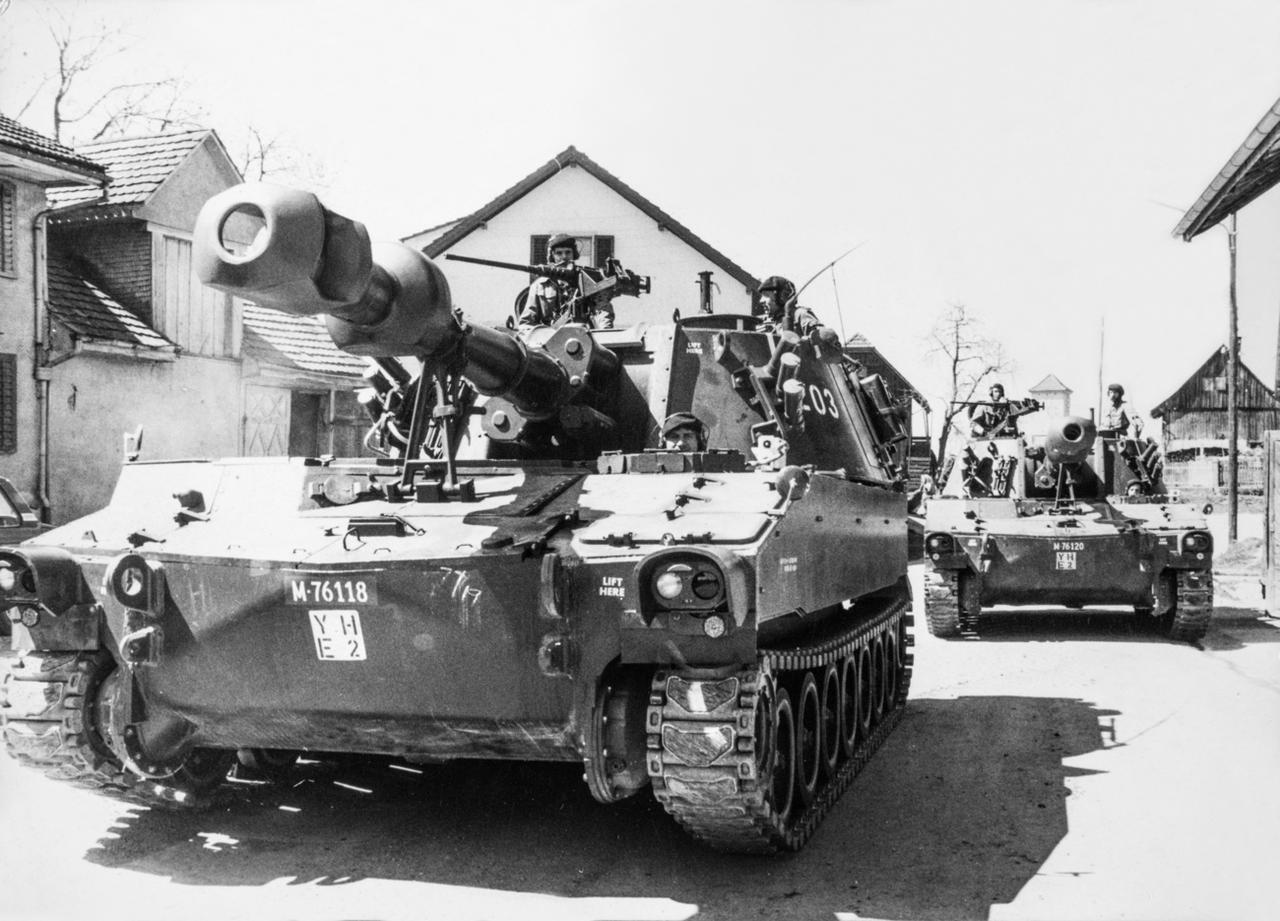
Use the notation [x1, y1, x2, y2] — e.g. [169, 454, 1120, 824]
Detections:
[81, 695, 1114, 921]
[955, 606, 1278, 652]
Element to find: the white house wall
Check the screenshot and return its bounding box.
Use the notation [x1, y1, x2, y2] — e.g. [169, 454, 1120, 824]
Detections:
[421, 166, 757, 330]
[1236, 188, 1280, 388]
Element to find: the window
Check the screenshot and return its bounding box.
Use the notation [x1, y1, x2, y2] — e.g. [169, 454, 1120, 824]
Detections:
[0, 353, 16, 454]
[156, 233, 240, 358]
[529, 234, 615, 268]
[0, 181, 15, 277]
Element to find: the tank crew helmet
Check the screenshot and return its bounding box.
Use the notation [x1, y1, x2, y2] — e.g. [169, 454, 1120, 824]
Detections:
[546, 233, 579, 262]
[660, 411, 707, 451]
[989, 383, 1005, 399]
[1107, 383, 1125, 397]
[758, 275, 797, 318]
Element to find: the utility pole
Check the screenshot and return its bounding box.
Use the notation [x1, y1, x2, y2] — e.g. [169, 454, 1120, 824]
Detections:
[1228, 213, 1239, 543]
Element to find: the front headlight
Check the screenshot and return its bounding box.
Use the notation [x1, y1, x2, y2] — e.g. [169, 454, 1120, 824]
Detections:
[925, 533, 955, 555]
[0, 566, 15, 592]
[649, 558, 726, 612]
[1182, 531, 1213, 554]
[655, 566, 688, 599]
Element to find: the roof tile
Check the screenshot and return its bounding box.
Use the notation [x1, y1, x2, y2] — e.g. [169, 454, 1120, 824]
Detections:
[48, 129, 209, 207]
[46, 254, 173, 350]
[242, 304, 368, 378]
[0, 113, 106, 177]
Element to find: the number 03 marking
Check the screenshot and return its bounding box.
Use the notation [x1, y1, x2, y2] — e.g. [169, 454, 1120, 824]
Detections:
[805, 384, 840, 419]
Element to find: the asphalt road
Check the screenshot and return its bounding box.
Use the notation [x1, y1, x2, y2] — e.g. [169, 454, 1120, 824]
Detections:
[2, 564, 1278, 921]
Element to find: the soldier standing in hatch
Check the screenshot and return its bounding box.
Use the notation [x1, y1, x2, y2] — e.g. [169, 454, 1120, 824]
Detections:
[968, 383, 1040, 438]
[518, 233, 615, 331]
[1100, 383, 1139, 437]
[757, 276, 822, 336]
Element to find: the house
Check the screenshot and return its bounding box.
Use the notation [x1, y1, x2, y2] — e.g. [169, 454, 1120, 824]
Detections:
[843, 333, 931, 484]
[1149, 346, 1279, 490]
[1150, 346, 1280, 447]
[403, 145, 761, 328]
[8, 122, 366, 523]
[0, 114, 108, 516]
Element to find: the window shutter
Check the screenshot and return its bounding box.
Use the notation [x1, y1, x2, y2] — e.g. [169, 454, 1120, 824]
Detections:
[594, 235, 614, 268]
[0, 182, 15, 276]
[0, 353, 17, 454]
[530, 235, 549, 275]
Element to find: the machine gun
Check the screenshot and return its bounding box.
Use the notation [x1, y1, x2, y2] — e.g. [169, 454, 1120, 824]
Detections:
[445, 253, 651, 327]
[193, 183, 622, 494]
[953, 397, 1043, 437]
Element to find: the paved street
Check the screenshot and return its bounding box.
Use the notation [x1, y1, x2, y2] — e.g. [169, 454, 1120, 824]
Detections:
[2, 563, 1278, 921]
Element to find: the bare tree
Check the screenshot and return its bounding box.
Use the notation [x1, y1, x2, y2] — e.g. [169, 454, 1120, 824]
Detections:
[233, 125, 330, 188]
[14, 5, 203, 143]
[926, 302, 1012, 470]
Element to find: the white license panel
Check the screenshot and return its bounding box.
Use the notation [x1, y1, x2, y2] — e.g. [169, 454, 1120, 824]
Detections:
[308, 609, 367, 661]
[287, 576, 377, 606]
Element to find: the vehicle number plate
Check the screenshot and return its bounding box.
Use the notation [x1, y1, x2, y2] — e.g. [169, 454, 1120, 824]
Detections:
[1055, 551, 1078, 571]
[286, 577, 377, 606]
[308, 610, 366, 661]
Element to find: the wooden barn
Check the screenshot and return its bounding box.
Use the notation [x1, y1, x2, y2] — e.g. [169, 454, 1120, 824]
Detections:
[1150, 345, 1280, 446]
[1150, 346, 1280, 490]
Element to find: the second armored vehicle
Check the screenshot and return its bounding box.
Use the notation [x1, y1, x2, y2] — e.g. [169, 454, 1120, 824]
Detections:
[1, 183, 914, 853]
[924, 411, 1213, 642]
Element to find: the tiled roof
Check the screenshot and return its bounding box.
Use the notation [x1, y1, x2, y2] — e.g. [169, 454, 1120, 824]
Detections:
[242, 304, 368, 378]
[0, 114, 106, 177]
[46, 254, 173, 350]
[418, 145, 760, 292]
[47, 128, 210, 208]
[1176, 95, 1280, 240]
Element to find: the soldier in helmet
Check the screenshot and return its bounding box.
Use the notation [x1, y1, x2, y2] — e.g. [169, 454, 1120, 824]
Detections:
[968, 383, 1041, 438]
[757, 275, 822, 337]
[660, 411, 707, 452]
[1100, 383, 1136, 437]
[518, 233, 615, 331]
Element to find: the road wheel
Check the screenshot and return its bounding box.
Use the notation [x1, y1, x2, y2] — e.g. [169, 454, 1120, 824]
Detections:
[818, 664, 841, 780]
[869, 636, 885, 725]
[838, 654, 859, 758]
[766, 688, 796, 825]
[793, 673, 821, 808]
[856, 646, 873, 741]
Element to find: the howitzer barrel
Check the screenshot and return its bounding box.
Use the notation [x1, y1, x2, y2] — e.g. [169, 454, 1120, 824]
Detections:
[1044, 416, 1097, 465]
[194, 183, 589, 418]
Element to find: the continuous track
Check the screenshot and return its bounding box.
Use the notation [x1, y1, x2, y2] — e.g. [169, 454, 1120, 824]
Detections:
[1, 649, 231, 810]
[646, 591, 912, 853]
[923, 569, 979, 638]
[1168, 570, 1213, 643]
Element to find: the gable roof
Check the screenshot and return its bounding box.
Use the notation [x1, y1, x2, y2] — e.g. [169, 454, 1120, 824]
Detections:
[242, 304, 368, 379]
[1175, 95, 1280, 240]
[413, 145, 760, 291]
[1029, 373, 1072, 393]
[46, 253, 173, 351]
[0, 113, 107, 181]
[843, 333, 927, 407]
[1150, 345, 1280, 417]
[47, 128, 213, 209]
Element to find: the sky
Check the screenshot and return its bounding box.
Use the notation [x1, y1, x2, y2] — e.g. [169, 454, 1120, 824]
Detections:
[5, 0, 1280, 431]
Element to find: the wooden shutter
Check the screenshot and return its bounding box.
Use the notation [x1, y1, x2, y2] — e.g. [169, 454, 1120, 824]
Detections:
[0, 353, 17, 454]
[594, 235, 614, 267]
[0, 182, 14, 276]
[530, 235, 549, 265]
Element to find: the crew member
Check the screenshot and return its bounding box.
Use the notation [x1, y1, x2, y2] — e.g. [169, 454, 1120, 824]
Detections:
[969, 383, 1040, 438]
[1100, 383, 1138, 437]
[660, 412, 707, 452]
[518, 233, 615, 330]
[757, 276, 822, 336]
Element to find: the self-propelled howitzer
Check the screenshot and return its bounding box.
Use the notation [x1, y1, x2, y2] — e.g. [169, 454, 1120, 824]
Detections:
[1, 182, 913, 853]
